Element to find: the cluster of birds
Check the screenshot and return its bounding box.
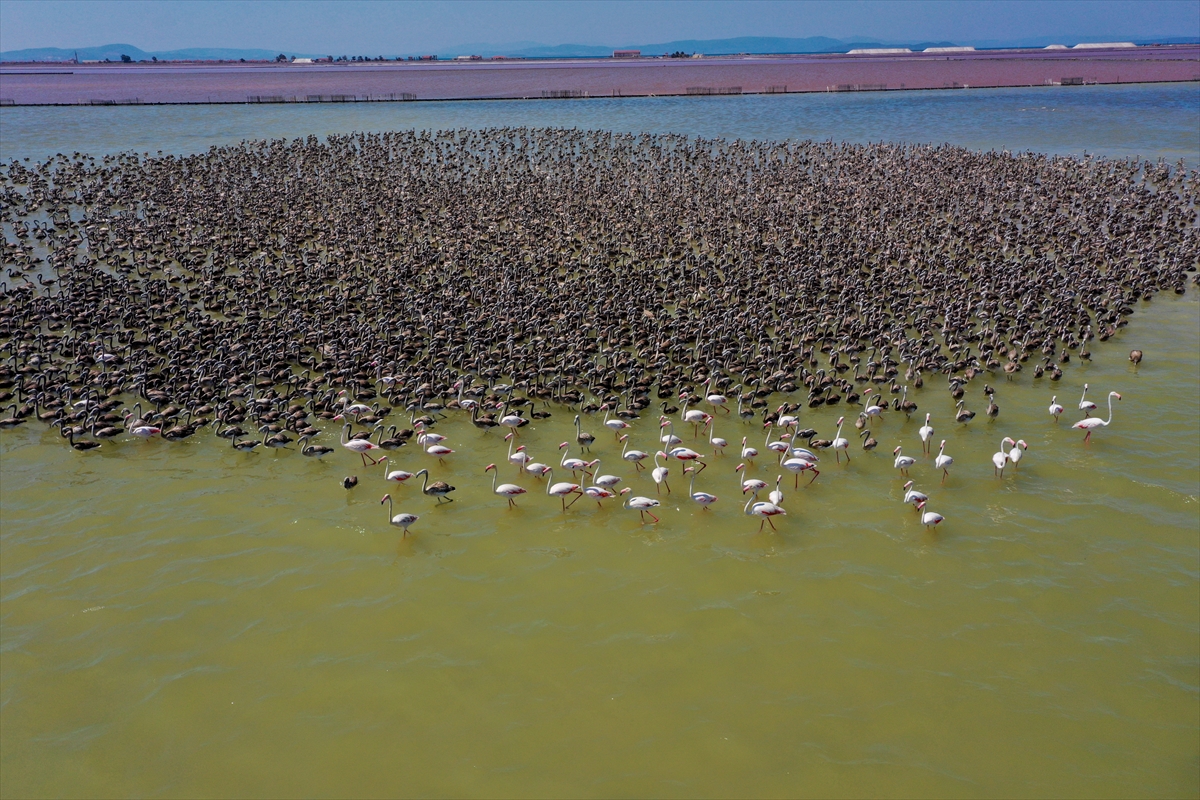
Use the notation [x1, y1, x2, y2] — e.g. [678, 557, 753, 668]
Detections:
[0, 128, 1193, 535]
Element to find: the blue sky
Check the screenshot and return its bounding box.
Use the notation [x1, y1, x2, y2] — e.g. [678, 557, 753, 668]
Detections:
[1, 0, 1197, 53]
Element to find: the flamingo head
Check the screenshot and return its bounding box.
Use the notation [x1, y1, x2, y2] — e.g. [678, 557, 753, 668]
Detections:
[1017, 440, 1028, 449]
[516, 445, 526, 452]
[735, 463, 745, 472]
[485, 463, 496, 472]
[656, 451, 667, 458]
[504, 432, 513, 441]
[660, 419, 670, 428]
[916, 500, 926, 510]
[380, 494, 390, 503]
[619, 434, 629, 442]
[558, 442, 569, 449]
[1112, 392, 1122, 400]
[684, 466, 694, 473]
[837, 416, 844, 425]
[620, 487, 632, 495]
[903, 480, 913, 489]
[893, 446, 902, 454]
[332, 414, 345, 421]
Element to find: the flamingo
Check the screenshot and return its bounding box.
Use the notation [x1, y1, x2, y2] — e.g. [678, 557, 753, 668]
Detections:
[298, 435, 334, 458]
[619, 434, 648, 470]
[918, 413, 934, 454]
[764, 422, 789, 455]
[683, 466, 718, 510]
[679, 396, 711, 437]
[505, 432, 530, 472]
[582, 482, 620, 508]
[525, 459, 552, 479]
[380, 457, 415, 484]
[735, 463, 768, 494]
[768, 475, 784, 507]
[708, 420, 727, 454]
[901, 480, 927, 509]
[743, 489, 786, 532]
[893, 446, 915, 476]
[620, 488, 661, 523]
[544, 467, 582, 511]
[1078, 383, 1097, 417]
[704, 376, 730, 414]
[1048, 396, 1064, 421]
[485, 463, 527, 508]
[573, 414, 595, 452]
[862, 395, 885, 420]
[736, 391, 756, 422]
[831, 416, 850, 463]
[652, 450, 671, 493]
[915, 500, 944, 529]
[780, 448, 819, 488]
[659, 417, 683, 448]
[992, 436, 1015, 476]
[380, 494, 419, 536]
[339, 421, 382, 465]
[130, 423, 162, 439]
[415, 423, 446, 445]
[603, 406, 630, 439]
[1072, 392, 1121, 443]
[559, 442, 591, 479]
[1008, 440, 1028, 469]
[499, 405, 525, 435]
[934, 440, 954, 484]
[587, 459, 622, 488]
[425, 441, 454, 464]
[775, 405, 799, 429]
[740, 436, 758, 462]
[667, 444, 704, 465]
[414, 468, 455, 503]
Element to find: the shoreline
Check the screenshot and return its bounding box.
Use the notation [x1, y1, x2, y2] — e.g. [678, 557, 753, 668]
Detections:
[2, 44, 1196, 106]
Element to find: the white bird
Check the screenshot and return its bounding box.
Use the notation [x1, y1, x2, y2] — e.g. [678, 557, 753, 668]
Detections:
[620, 488, 661, 523]
[916, 500, 944, 529]
[425, 442, 454, 463]
[775, 405, 799, 429]
[380, 494, 419, 536]
[559, 442, 591, 478]
[684, 466, 718, 509]
[651, 450, 671, 493]
[740, 436, 758, 462]
[780, 448, 820, 488]
[339, 421, 382, 465]
[588, 459, 622, 488]
[768, 475, 784, 507]
[525, 460, 552, 479]
[1008, 439, 1028, 469]
[708, 420, 727, 454]
[735, 462, 768, 494]
[659, 418, 683, 448]
[380, 457, 415, 484]
[1048, 396, 1063, 421]
[893, 446, 915, 476]
[619, 434, 649, 470]
[1078, 383, 1097, 416]
[505, 432, 530, 471]
[485, 463, 527, 508]
[934, 439, 953, 484]
[1072, 392, 1121, 443]
[704, 377, 730, 414]
[831, 416, 850, 463]
[602, 406, 630, 438]
[667, 445, 704, 464]
[918, 413, 934, 454]
[544, 467, 582, 511]
[992, 436, 1015, 476]
[582, 482, 621, 508]
[743, 489, 786, 532]
[764, 422, 789, 454]
[901, 480, 927, 509]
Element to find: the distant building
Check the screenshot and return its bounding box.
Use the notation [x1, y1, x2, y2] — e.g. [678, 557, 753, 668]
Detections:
[292, 58, 314, 64]
[923, 46, 974, 53]
[848, 48, 912, 55]
[1073, 42, 1136, 49]
[419, 55, 438, 61]
[613, 50, 641, 59]
[454, 55, 483, 61]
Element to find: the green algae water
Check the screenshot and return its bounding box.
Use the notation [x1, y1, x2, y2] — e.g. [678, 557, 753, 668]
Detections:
[2, 86, 1199, 798]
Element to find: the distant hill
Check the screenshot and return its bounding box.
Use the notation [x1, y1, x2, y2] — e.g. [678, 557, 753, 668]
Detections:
[0, 44, 315, 62]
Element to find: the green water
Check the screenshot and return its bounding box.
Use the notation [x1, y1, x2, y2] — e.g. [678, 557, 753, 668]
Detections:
[2, 288, 1197, 798]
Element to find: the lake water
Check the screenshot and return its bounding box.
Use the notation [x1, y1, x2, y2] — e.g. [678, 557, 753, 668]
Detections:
[1, 84, 1198, 798]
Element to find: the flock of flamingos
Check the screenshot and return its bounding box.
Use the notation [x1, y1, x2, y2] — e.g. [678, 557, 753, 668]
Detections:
[355, 380, 1122, 537]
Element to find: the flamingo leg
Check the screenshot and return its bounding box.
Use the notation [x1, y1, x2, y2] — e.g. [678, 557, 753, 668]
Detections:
[664, 481, 670, 493]
[768, 517, 777, 531]
[941, 469, 948, 485]
[759, 519, 766, 533]
[808, 469, 819, 485]
[794, 473, 800, 489]
[647, 511, 659, 523]
[566, 492, 582, 509]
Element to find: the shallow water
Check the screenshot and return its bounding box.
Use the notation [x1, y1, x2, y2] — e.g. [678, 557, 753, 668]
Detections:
[1, 82, 1198, 166]
[2, 84, 1200, 797]
[1, 288, 1197, 798]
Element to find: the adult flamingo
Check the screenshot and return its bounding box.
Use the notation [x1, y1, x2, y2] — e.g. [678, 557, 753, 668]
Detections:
[559, 442, 591, 479]
[1078, 384, 1097, 417]
[679, 396, 712, 438]
[380, 494, 419, 536]
[735, 463, 768, 494]
[659, 417, 683, 448]
[831, 417, 850, 463]
[703, 376, 730, 415]
[740, 436, 758, 462]
[505, 432, 530, 472]
[582, 482, 621, 508]
[340, 421, 383, 465]
[651, 450, 671, 493]
[1048, 396, 1064, 421]
[893, 446, 915, 477]
[668, 444, 704, 466]
[764, 422, 789, 455]
[915, 500, 944, 529]
[768, 475, 784, 507]
[683, 466, 718, 510]
[918, 413, 934, 454]
[780, 446, 819, 488]
[602, 406, 631, 439]
[1008, 440, 1029, 469]
[934, 440, 954, 484]
[901, 480, 927, 509]
[619, 434, 648, 471]
[587, 459, 622, 488]
[992, 437, 1015, 477]
[1072, 392, 1121, 443]
[708, 420, 727, 454]
[544, 467, 582, 511]
[485, 463, 527, 508]
[620, 488, 661, 523]
[380, 457, 415, 484]
[743, 489, 786, 532]
[425, 441, 454, 464]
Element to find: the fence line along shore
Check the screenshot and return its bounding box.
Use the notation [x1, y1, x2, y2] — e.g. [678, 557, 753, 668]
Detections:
[1, 44, 1196, 106]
